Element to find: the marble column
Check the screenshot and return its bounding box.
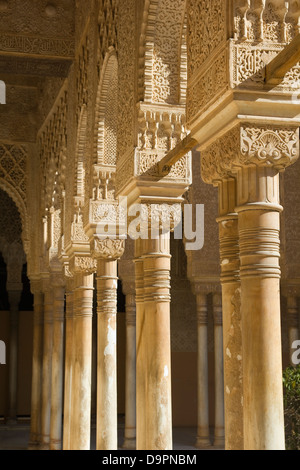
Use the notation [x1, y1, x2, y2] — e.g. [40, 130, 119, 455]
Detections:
[50, 283, 65, 450]
[29, 286, 44, 449]
[41, 288, 54, 450]
[212, 293, 225, 447]
[123, 292, 136, 450]
[194, 291, 210, 448]
[287, 295, 300, 365]
[237, 165, 285, 450]
[71, 271, 94, 450]
[96, 258, 119, 450]
[135, 239, 147, 450]
[217, 178, 243, 450]
[200, 123, 299, 450]
[141, 233, 173, 450]
[7, 289, 22, 425]
[63, 283, 74, 450]
[90, 239, 124, 450]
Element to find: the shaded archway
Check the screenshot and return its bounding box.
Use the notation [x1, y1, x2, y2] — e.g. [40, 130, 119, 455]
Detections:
[0, 189, 33, 423]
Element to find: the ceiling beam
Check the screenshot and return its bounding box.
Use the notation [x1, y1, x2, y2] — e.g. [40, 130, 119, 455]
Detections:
[158, 134, 198, 176]
[266, 34, 300, 85]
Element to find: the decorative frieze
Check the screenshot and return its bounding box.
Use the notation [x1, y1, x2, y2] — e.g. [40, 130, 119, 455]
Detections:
[230, 42, 300, 89]
[0, 56, 72, 77]
[201, 124, 299, 184]
[0, 34, 75, 58]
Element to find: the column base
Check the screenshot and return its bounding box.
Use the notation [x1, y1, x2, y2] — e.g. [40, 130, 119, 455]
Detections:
[40, 438, 50, 451]
[195, 436, 211, 449]
[28, 434, 41, 450]
[213, 436, 225, 448]
[122, 437, 136, 450]
[28, 442, 40, 450]
[50, 439, 62, 451]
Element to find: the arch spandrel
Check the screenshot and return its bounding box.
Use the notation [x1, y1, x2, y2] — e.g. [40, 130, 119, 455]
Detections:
[140, 0, 188, 105]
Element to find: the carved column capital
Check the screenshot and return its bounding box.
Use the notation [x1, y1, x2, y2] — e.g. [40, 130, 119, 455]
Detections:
[91, 238, 125, 260]
[69, 256, 97, 276]
[201, 124, 299, 185]
[30, 278, 43, 296]
[50, 272, 66, 289]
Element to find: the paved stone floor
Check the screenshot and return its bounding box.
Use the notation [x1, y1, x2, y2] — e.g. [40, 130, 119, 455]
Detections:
[0, 419, 223, 451]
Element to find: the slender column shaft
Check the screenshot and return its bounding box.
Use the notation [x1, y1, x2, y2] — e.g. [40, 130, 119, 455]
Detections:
[69, 286, 78, 449]
[63, 290, 74, 450]
[135, 239, 146, 450]
[96, 259, 118, 450]
[50, 285, 65, 450]
[287, 296, 300, 365]
[91, 302, 97, 421]
[237, 166, 285, 450]
[217, 178, 243, 450]
[41, 289, 54, 450]
[123, 293, 136, 450]
[29, 291, 44, 448]
[143, 234, 172, 450]
[195, 293, 210, 448]
[213, 294, 225, 447]
[71, 273, 94, 450]
[7, 290, 21, 425]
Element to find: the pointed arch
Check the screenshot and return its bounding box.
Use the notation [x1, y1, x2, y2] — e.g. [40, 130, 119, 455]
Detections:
[75, 104, 88, 202]
[138, 0, 188, 105]
[0, 178, 28, 255]
[94, 47, 118, 167]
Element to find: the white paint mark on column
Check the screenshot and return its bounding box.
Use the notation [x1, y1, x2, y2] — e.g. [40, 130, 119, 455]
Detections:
[104, 321, 116, 357]
[226, 348, 232, 358]
[164, 366, 169, 378]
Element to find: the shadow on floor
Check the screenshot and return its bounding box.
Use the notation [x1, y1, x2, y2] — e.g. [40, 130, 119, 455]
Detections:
[0, 420, 222, 451]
